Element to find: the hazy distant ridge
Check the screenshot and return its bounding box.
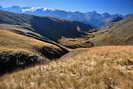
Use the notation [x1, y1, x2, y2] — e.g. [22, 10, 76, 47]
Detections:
[0, 6, 125, 27]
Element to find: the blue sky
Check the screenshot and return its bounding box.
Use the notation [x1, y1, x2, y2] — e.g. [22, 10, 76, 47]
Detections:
[0, 0, 133, 14]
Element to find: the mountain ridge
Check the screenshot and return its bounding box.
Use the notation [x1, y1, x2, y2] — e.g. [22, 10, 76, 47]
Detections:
[0, 6, 125, 27]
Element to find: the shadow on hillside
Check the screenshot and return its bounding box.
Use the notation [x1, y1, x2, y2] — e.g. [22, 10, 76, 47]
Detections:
[64, 41, 94, 49]
[0, 51, 49, 76]
[30, 16, 88, 41]
[35, 46, 69, 60]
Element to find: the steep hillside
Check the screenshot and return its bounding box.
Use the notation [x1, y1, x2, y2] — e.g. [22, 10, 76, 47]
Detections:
[88, 16, 133, 46]
[0, 46, 132, 89]
[56, 16, 133, 49]
[0, 24, 68, 74]
[0, 10, 92, 41]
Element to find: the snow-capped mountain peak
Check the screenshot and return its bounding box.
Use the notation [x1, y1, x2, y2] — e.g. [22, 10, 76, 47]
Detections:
[0, 6, 125, 28]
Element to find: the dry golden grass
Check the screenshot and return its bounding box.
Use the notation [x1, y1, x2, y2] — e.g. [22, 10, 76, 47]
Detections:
[0, 29, 60, 53]
[0, 27, 67, 59]
[89, 16, 133, 46]
[0, 46, 132, 89]
[0, 27, 68, 73]
[0, 17, 133, 89]
[59, 37, 94, 49]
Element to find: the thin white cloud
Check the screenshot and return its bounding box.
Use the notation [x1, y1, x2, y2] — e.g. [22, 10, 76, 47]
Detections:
[22, 7, 41, 12]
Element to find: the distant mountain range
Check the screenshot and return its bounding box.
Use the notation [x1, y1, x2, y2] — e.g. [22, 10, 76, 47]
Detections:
[0, 6, 125, 28]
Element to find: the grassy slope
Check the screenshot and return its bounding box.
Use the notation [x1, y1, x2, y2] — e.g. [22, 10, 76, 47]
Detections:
[59, 16, 133, 49]
[89, 16, 133, 46]
[0, 28, 61, 56]
[58, 37, 94, 49]
[0, 46, 132, 89]
[0, 26, 69, 73]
